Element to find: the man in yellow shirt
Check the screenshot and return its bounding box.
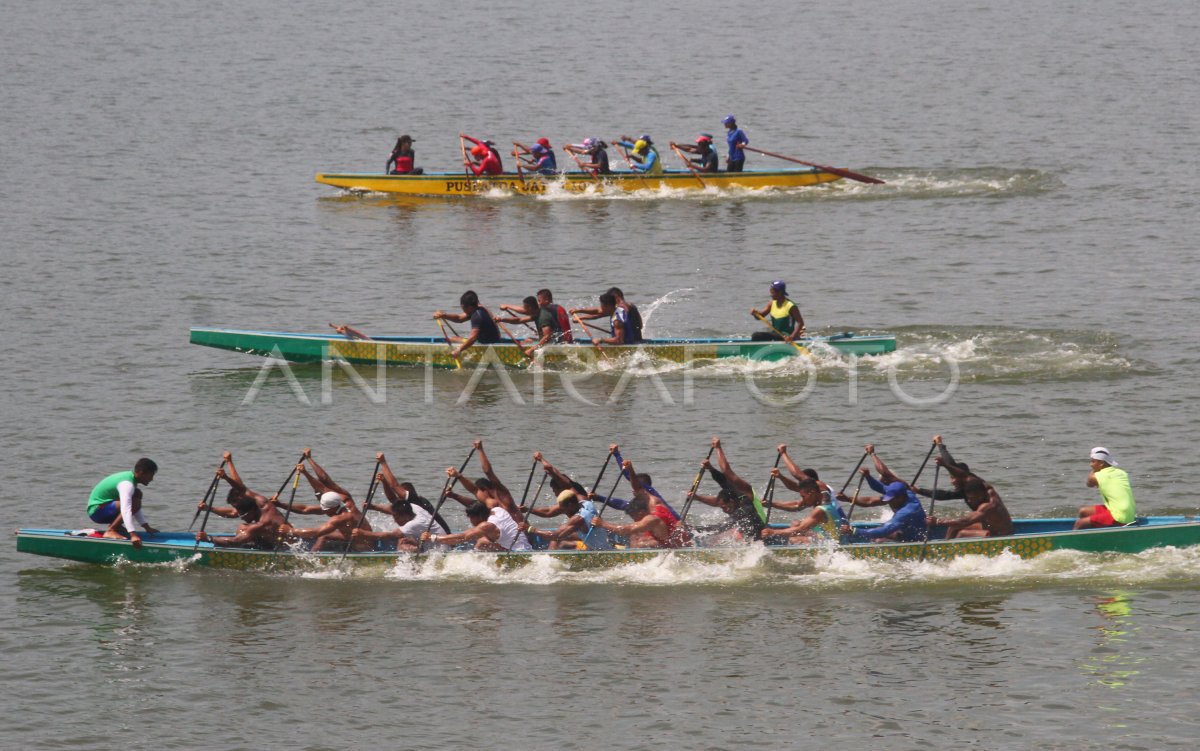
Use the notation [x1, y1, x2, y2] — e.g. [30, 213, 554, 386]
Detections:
[1074, 447, 1136, 529]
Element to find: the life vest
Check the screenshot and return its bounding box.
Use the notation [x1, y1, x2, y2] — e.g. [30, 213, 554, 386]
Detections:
[545, 303, 574, 343]
[392, 153, 414, 174]
[768, 299, 796, 335]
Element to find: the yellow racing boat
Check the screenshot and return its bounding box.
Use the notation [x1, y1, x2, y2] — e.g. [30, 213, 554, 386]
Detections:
[315, 168, 843, 197]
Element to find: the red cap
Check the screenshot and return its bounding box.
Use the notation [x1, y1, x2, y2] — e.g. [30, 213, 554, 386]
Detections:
[537, 137, 551, 150]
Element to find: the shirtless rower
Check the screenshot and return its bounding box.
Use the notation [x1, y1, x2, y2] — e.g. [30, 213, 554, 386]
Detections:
[194, 452, 287, 548]
[771, 444, 835, 503]
[911, 436, 1013, 538]
[350, 453, 450, 551]
[86, 458, 159, 548]
[276, 453, 373, 552]
[420, 501, 531, 552]
[760, 474, 848, 544]
[591, 460, 687, 548]
[444, 440, 525, 524]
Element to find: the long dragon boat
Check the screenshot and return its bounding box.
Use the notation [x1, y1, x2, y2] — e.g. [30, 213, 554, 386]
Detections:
[188, 328, 897, 369]
[315, 168, 843, 197]
[16, 517, 1200, 573]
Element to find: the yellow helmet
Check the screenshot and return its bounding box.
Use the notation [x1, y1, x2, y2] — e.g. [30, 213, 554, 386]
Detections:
[633, 139, 648, 152]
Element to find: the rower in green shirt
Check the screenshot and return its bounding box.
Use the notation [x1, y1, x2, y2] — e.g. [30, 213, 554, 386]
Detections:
[87, 458, 159, 547]
[1074, 447, 1136, 528]
[750, 280, 805, 342]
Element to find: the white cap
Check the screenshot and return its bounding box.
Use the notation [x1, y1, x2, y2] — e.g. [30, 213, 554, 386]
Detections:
[1090, 447, 1117, 466]
[319, 492, 347, 511]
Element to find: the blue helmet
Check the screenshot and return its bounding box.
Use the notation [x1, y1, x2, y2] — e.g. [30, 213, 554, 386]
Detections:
[722, 114, 737, 126]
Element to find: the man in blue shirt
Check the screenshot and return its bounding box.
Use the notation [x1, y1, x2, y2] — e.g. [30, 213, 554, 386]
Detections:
[722, 115, 749, 172]
[838, 474, 928, 542]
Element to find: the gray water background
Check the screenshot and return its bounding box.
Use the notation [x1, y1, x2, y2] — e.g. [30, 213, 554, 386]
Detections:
[2, 0, 1199, 748]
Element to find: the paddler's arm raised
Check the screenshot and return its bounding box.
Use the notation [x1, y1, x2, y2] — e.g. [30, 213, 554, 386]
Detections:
[864, 444, 902, 485]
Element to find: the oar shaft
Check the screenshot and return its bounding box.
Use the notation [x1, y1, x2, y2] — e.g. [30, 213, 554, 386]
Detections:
[678, 446, 718, 526]
[339, 459, 383, 564]
[435, 318, 463, 370]
[192, 458, 230, 550]
[763, 452, 784, 523]
[918, 465, 942, 561]
[838, 452, 870, 495]
[752, 311, 807, 354]
[519, 458, 539, 508]
[739, 145, 884, 185]
[596, 468, 625, 519]
[910, 443, 937, 487]
[669, 143, 706, 188]
[425, 447, 478, 539]
[844, 473, 867, 523]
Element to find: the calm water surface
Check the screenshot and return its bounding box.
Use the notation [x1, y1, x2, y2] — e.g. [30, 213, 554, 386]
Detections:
[2, 1, 1198, 749]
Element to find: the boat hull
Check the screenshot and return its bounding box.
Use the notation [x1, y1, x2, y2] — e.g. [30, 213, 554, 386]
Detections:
[17, 518, 1200, 572]
[315, 169, 843, 196]
[188, 328, 897, 369]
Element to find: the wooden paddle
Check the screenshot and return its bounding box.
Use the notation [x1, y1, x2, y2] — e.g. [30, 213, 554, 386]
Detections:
[668, 142, 707, 189]
[740, 145, 884, 185]
[512, 147, 526, 187]
[752, 310, 808, 354]
[277, 451, 309, 526]
[495, 318, 534, 363]
[595, 466, 625, 520]
[423, 447, 478, 548]
[191, 457, 231, 551]
[459, 134, 471, 176]
[762, 451, 784, 523]
[612, 138, 651, 190]
[909, 442, 938, 488]
[571, 311, 611, 362]
[918, 464, 942, 562]
[564, 146, 600, 181]
[435, 317, 463, 370]
[677, 445, 718, 529]
[189, 456, 229, 530]
[339, 455, 383, 564]
[843, 473, 868, 523]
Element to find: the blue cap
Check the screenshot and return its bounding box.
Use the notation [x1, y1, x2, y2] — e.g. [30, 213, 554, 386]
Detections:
[881, 482, 908, 502]
[771, 280, 787, 294]
[722, 114, 737, 126]
[639, 134, 652, 143]
[531, 144, 546, 155]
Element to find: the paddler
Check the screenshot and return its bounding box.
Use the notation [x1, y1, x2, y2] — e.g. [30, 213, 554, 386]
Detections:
[570, 287, 644, 345]
[443, 439, 526, 525]
[771, 444, 835, 503]
[1074, 447, 1136, 529]
[615, 134, 663, 174]
[496, 289, 573, 347]
[722, 115, 749, 172]
[750, 280, 805, 342]
[86, 458, 159, 548]
[836, 446, 927, 542]
[275, 453, 373, 552]
[521, 488, 611, 550]
[703, 437, 768, 527]
[690, 464, 766, 544]
[760, 474, 848, 544]
[910, 435, 1013, 538]
[386, 134, 422, 175]
[515, 137, 558, 175]
[564, 138, 611, 174]
[419, 500, 531, 552]
[461, 134, 504, 175]
[590, 461, 685, 548]
[194, 452, 287, 549]
[434, 290, 503, 358]
[674, 134, 720, 173]
[351, 453, 450, 551]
